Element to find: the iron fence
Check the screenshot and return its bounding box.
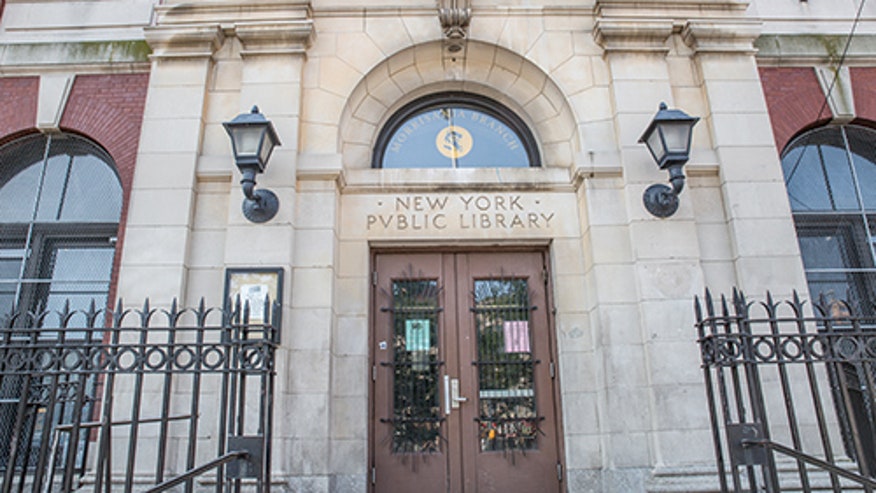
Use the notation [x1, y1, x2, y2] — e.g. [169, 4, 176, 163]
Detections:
[697, 289, 876, 492]
[0, 297, 278, 493]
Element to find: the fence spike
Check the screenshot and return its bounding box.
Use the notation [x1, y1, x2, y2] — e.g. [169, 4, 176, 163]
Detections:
[704, 289, 716, 318]
[732, 287, 743, 310]
[227, 296, 234, 324]
[56, 299, 72, 329]
[812, 293, 829, 318]
[263, 294, 271, 324]
[763, 290, 777, 317]
[114, 298, 125, 326]
[31, 298, 47, 328]
[197, 297, 208, 325]
[788, 290, 805, 317]
[141, 298, 153, 327]
[233, 294, 243, 324]
[86, 299, 98, 328]
[3, 301, 19, 327]
[167, 297, 181, 327]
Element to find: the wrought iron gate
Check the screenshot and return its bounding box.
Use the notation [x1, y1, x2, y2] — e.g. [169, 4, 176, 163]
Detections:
[697, 289, 876, 492]
[0, 297, 278, 493]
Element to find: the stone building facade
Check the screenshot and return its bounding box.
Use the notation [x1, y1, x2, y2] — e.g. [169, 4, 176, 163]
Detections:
[1, 0, 876, 491]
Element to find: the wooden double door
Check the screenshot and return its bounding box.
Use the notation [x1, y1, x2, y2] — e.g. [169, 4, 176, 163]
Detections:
[370, 251, 563, 493]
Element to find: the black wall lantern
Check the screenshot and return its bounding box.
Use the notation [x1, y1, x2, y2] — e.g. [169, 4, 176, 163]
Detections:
[223, 106, 282, 223]
[638, 102, 700, 218]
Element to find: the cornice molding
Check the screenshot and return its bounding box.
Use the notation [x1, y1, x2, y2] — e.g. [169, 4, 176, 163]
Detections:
[235, 21, 314, 56]
[681, 20, 762, 54]
[144, 25, 225, 60]
[0, 40, 151, 71]
[147, 1, 313, 59]
[755, 34, 876, 66]
[594, 0, 749, 18]
[153, 0, 311, 27]
[593, 19, 674, 53]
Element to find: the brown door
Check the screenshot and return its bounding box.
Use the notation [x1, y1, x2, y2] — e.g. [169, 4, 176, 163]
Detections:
[371, 251, 563, 493]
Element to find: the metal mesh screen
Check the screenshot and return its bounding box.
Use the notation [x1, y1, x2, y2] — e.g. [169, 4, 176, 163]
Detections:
[0, 133, 121, 490]
[0, 133, 121, 316]
[783, 125, 876, 316]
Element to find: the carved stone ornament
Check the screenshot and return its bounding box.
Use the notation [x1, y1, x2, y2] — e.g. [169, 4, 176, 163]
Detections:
[438, 0, 471, 53]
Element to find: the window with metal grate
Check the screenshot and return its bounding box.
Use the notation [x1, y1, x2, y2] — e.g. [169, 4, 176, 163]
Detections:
[783, 125, 876, 313]
[0, 133, 121, 318]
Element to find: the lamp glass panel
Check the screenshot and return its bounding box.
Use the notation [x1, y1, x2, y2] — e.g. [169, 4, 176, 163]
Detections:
[646, 129, 666, 162]
[258, 134, 274, 165]
[233, 127, 264, 157]
[660, 122, 692, 153]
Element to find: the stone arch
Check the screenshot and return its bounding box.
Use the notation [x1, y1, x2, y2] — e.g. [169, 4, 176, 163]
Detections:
[339, 40, 578, 169]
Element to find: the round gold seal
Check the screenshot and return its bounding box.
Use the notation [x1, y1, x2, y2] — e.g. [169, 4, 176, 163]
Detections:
[436, 126, 473, 159]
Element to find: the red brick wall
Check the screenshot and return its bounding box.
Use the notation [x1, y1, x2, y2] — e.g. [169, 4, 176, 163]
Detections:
[0, 77, 38, 144]
[59, 72, 150, 304]
[759, 67, 830, 152]
[851, 67, 876, 125]
[60, 73, 149, 192]
[0, 73, 150, 308]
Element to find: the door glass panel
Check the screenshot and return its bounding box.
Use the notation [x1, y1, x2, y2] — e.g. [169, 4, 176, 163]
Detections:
[473, 278, 538, 452]
[388, 279, 443, 453]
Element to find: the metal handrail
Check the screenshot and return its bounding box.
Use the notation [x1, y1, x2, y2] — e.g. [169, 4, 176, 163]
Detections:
[42, 415, 194, 493]
[143, 451, 248, 493]
[745, 438, 876, 488]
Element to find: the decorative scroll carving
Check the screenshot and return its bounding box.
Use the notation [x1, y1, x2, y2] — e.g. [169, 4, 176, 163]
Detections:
[438, 0, 471, 53]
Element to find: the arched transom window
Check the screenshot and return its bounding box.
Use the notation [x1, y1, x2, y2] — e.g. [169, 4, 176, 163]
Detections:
[0, 133, 122, 316]
[782, 124, 876, 309]
[373, 92, 540, 169]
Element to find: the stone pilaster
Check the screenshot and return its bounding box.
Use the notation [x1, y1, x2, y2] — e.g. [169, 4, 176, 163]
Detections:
[224, 6, 321, 484]
[683, 19, 808, 297]
[116, 23, 223, 303]
[593, 16, 707, 492]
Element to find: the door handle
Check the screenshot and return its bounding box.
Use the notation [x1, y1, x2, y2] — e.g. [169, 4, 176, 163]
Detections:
[450, 378, 467, 408]
[444, 376, 468, 414]
[444, 375, 451, 415]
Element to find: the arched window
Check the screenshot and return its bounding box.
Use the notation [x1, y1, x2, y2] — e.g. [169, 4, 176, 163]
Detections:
[0, 133, 122, 316]
[782, 124, 876, 309]
[373, 92, 540, 169]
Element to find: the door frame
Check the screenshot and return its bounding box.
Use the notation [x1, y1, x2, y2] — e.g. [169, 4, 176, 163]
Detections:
[367, 246, 566, 492]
